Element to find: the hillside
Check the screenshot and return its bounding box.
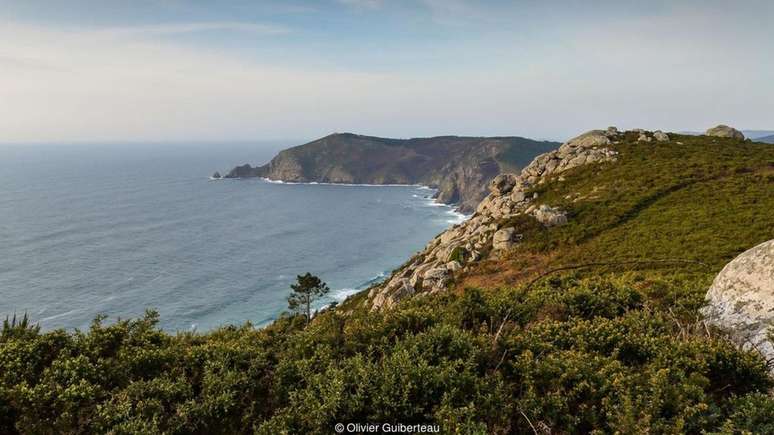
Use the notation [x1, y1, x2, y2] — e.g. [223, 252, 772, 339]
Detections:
[224, 133, 559, 213]
[2, 127, 774, 433]
[364, 127, 773, 309]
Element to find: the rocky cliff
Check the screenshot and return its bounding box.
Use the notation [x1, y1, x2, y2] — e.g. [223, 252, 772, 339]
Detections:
[368, 128, 621, 309]
[225, 133, 558, 213]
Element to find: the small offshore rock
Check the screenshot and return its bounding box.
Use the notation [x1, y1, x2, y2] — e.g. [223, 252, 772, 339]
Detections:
[563, 130, 611, 149]
[212, 171, 222, 179]
[705, 125, 745, 140]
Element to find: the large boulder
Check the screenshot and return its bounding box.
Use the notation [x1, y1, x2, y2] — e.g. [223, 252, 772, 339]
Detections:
[532, 204, 568, 227]
[370, 278, 415, 311]
[653, 131, 670, 142]
[705, 125, 745, 140]
[423, 267, 450, 291]
[702, 239, 774, 369]
[489, 173, 519, 196]
[563, 130, 611, 148]
[493, 227, 520, 251]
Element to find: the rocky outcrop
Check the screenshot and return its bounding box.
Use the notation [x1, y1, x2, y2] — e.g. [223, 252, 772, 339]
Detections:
[227, 164, 258, 178]
[706, 125, 745, 140]
[702, 239, 774, 369]
[514, 129, 619, 187]
[493, 227, 520, 251]
[367, 128, 621, 310]
[635, 130, 671, 143]
[531, 204, 568, 227]
[653, 131, 670, 142]
[222, 133, 558, 213]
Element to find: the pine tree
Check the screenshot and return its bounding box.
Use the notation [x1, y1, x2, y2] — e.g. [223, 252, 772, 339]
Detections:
[287, 273, 330, 325]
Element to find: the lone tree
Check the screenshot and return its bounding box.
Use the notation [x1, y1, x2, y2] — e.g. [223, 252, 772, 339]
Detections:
[287, 273, 330, 325]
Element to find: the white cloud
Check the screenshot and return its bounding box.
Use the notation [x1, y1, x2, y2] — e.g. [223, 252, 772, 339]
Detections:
[0, 21, 397, 142]
[0, 2, 772, 143]
[88, 21, 292, 38]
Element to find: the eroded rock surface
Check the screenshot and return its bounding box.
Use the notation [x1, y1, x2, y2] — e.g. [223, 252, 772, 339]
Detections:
[493, 227, 520, 251]
[531, 205, 568, 227]
[705, 125, 745, 140]
[702, 239, 774, 369]
[653, 131, 670, 142]
[367, 128, 622, 310]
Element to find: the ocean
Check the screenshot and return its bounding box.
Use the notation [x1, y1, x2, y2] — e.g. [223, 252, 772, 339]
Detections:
[0, 142, 464, 331]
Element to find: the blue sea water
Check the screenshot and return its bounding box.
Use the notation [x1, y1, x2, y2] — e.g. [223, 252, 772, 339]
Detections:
[0, 142, 464, 331]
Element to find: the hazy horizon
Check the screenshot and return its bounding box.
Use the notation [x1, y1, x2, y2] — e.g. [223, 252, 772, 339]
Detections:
[1, 0, 773, 143]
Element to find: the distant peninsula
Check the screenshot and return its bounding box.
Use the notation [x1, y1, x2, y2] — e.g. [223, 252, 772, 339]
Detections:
[223, 133, 559, 213]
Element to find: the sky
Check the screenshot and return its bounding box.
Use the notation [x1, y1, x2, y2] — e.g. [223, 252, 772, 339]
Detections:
[0, 0, 772, 143]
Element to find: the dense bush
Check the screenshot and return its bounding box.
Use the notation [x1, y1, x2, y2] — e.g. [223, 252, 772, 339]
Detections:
[2, 276, 772, 433]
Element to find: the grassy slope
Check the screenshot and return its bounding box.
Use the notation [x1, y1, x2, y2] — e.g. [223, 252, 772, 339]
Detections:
[459, 133, 774, 291]
[1, 133, 773, 434]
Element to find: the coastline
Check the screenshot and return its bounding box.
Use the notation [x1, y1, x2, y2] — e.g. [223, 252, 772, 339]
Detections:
[255, 177, 470, 224]
[212, 174, 470, 324]
[220, 175, 472, 218]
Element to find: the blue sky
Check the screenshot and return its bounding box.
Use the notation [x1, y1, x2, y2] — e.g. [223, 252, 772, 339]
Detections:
[1, 0, 772, 142]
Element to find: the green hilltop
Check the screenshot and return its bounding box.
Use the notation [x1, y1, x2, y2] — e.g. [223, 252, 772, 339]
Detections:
[1, 131, 773, 433]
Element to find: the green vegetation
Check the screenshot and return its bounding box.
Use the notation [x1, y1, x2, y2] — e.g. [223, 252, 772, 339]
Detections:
[448, 246, 468, 263]
[287, 273, 330, 326]
[1, 134, 772, 433]
[462, 134, 774, 290]
[527, 134, 774, 269]
[1, 277, 771, 433]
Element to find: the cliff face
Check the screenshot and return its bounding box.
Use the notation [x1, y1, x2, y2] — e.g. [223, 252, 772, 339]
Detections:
[225, 133, 558, 213]
[368, 128, 620, 310]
